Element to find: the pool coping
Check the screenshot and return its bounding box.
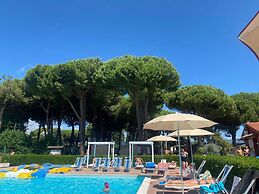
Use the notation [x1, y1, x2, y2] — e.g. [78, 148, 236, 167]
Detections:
[137, 177, 151, 194]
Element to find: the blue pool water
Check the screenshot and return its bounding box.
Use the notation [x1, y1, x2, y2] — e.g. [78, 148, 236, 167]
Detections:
[0, 175, 144, 194]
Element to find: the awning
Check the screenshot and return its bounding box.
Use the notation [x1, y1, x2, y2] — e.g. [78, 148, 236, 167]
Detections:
[239, 133, 255, 140]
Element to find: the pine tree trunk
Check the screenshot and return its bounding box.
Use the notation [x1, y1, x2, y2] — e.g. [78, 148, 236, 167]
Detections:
[44, 102, 51, 135]
[135, 96, 148, 141]
[37, 123, 42, 142]
[118, 129, 122, 153]
[231, 129, 237, 146]
[56, 117, 62, 146]
[70, 122, 75, 147]
[43, 124, 47, 139]
[0, 110, 3, 131]
[0, 104, 6, 131]
[79, 97, 86, 155]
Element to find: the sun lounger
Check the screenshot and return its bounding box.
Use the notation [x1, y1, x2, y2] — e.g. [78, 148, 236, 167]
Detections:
[113, 157, 122, 172]
[92, 158, 102, 172]
[215, 164, 233, 183]
[163, 164, 233, 192]
[71, 157, 81, 168]
[143, 162, 155, 174]
[102, 158, 110, 172]
[124, 158, 131, 172]
[68, 157, 83, 171]
[157, 162, 168, 175]
[168, 161, 177, 169]
[81, 155, 88, 166]
[200, 181, 227, 194]
[231, 169, 259, 194]
[135, 158, 144, 169]
[229, 176, 241, 194]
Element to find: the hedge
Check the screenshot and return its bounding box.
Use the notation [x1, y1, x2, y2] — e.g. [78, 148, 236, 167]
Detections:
[193, 155, 259, 189]
[1, 154, 258, 178]
[0, 154, 178, 166]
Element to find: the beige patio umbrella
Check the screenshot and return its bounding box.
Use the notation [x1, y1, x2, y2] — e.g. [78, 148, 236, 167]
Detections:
[239, 11, 259, 60]
[144, 113, 217, 194]
[146, 135, 177, 159]
[168, 129, 214, 165]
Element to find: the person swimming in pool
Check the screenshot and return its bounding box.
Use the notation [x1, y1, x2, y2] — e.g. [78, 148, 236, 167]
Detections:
[103, 182, 110, 193]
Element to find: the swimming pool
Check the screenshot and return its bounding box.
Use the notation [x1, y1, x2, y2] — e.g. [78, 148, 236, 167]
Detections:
[0, 175, 144, 194]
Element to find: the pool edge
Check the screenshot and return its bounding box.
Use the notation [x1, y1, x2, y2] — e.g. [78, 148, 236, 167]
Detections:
[137, 177, 151, 194]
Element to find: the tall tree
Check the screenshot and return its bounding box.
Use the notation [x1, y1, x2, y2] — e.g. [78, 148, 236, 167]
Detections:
[231, 92, 259, 123]
[166, 85, 240, 144]
[0, 76, 26, 130]
[55, 58, 102, 155]
[24, 65, 58, 137]
[96, 56, 180, 140]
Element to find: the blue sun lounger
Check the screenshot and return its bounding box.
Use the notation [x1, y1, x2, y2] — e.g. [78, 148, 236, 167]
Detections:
[113, 157, 122, 172]
[102, 158, 110, 172]
[144, 162, 155, 174]
[124, 158, 131, 172]
[92, 158, 102, 172]
[70, 157, 83, 171]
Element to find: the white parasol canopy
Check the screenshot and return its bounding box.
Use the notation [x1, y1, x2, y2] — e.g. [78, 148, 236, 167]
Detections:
[168, 128, 214, 137]
[168, 129, 214, 165]
[239, 11, 259, 60]
[144, 113, 217, 131]
[147, 135, 177, 159]
[144, 113, 217, 194]
[146, 135, 177, 142]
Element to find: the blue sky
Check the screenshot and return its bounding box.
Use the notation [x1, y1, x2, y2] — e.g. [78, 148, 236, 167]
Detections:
[0, 0, 258, 95]
[0, 1, 258, 136]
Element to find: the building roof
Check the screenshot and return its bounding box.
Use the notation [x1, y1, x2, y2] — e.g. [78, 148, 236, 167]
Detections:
[246, 122, 259, 134]
[47, 146, 64, 149]
[239, 133, 255, 140]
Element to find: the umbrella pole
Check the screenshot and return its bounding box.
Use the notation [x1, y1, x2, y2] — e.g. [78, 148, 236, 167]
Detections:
[189, 136, 194, 166]
[189, 136, 195, 179]
[177, 121, 184, 194]
[161, 141, 163, 160]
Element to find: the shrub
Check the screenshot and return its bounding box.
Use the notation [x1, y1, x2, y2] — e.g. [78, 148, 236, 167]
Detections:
[194, 155, 259, 189]
[0, 129, 31, 154]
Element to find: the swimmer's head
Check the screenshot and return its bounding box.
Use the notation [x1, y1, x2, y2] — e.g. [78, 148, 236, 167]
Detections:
[105, 182, 109, 188]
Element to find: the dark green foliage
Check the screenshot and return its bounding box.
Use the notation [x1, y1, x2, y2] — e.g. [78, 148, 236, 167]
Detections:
[0, 77, 27, 130]
[0, 129, 31, 154]
[96, 55, 180, 140]
[166, 85, 238, 124]
[231, 92, 259, 123]
[194, 155, 259, 189]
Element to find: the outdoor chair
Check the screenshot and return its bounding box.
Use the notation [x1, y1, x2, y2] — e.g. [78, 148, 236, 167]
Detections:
[102, 158, 110, 172]
[113, 157, 122, 172]
[135, 157, 144, 169]
[157, 162, 169, 175]
[168, 161, 177, 169]
[143, 162, 155, 174]
[194, 160, 206, 179]
[81, 155, 88, 166]
[71, 157, 81, 168]
[124, 158, 131, 172]
[215, 164, 233, 184]
[231, 169, 259, 194]
[229, 176, 241, 194]
[92, 158, 102, 172]
[162, 164, 233, 193]
[74, 157, 83, 171]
